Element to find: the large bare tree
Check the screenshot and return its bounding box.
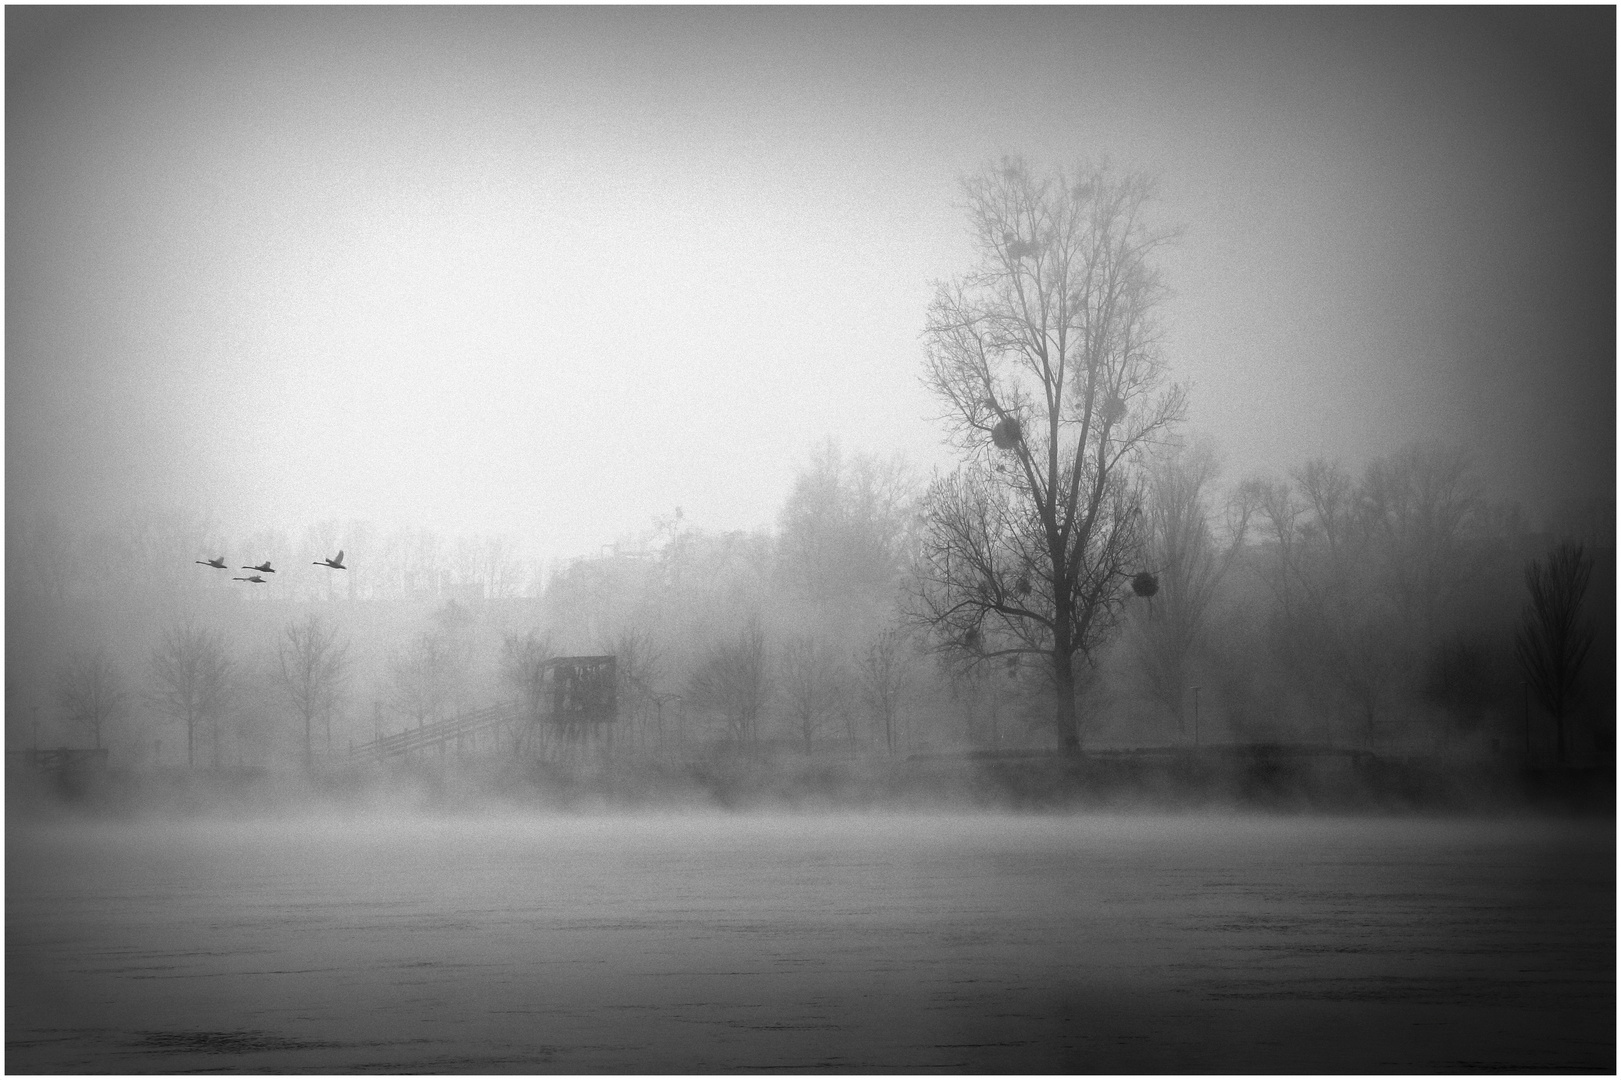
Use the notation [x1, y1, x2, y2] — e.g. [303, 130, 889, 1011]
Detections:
[56, 647, 131, 751]
[912, 158, 1184, 749]
[276, 614, 350, 768]
[149, 623, 234, 767]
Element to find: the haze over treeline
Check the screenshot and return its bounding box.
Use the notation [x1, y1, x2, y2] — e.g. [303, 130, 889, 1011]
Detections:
[6, 7, 1613, 786]
[9, 431, 1613, 774]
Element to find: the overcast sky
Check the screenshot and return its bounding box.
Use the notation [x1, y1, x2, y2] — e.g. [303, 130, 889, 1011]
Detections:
[7, 6, 1613, 562]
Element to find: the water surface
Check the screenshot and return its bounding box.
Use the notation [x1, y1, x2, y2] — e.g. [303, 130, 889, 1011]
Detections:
[7, 813, 1613, 1072]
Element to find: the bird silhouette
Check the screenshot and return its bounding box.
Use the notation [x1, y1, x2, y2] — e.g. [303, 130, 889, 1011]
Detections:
[233, 574, 268, 584]
[242, 561, 275, 573]
[315, 550, 346, 569]
[196, 556, 227, 569]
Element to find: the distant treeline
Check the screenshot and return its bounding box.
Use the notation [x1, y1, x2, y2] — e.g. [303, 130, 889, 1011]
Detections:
[5, 440, 1614, 776]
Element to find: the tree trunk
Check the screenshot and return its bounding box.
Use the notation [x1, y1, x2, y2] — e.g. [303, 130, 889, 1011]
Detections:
[1054, 648, 1080, 752]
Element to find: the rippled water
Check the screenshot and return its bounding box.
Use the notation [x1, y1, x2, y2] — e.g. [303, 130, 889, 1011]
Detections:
[7, 813, 1614, 1073]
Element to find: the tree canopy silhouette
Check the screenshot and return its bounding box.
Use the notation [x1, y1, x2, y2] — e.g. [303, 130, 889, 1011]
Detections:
[911, 157, 1184, 749]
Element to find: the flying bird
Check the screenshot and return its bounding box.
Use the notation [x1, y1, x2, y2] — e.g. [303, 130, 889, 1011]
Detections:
[233, 574, 268, 584]
[315, 550, 346, 569]
[196, 556, 227, 569]
[242, 561, 275, 573]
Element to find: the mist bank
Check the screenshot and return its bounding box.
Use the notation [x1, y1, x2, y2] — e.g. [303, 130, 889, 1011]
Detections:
[8, 746, 1612, 823]
[8, 440, 1615, 791]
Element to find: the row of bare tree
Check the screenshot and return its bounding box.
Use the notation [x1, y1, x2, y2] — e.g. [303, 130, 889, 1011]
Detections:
[52, 615, 347, 767]
[676, 620, 913, 755]
[41, 439, 1606, 767]
[1113, 441, 1606, 761]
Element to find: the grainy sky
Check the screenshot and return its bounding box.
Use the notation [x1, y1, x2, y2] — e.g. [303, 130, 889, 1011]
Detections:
[7, 6, 1613, 562]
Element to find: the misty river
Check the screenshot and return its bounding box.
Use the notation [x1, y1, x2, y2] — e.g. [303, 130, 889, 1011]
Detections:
[7, 812, 1613, 1073]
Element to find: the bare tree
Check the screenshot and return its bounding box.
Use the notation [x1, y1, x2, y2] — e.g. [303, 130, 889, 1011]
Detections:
[11, 512, 79, 603]
[778, 635, 846, 752]
[56, 648, 130, 751]
[482, 535, 526, 599]
[377, 527, 445, 599]
[687, 616, 769, 746]
[911, 157, 1185, 749]
[429, 600, 479, 716]
[500, 630, 555, 755]
[778, 440, 915, 609]
[859, 626, 913, 756]
[1424, 632, 1496, 743]
[1132, 446, 1248, 738]
[1332, 612, 1407, 748]
[606, 627, 662, 753]
[1295, 458, 1363, 578]
[276, 614, 350, 768]
[500, 631, 554, 719]
[1250, 459, 1404, 747]
[1248, 476, 1306, 631]
[149, 623, 234, 767]
[1361, 442, 1483, 648]
[1516, 543, 1594, 765]
[389, 630, 456, 732]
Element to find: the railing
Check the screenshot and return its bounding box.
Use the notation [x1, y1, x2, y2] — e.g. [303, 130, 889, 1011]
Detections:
[351, 702, 522, 761]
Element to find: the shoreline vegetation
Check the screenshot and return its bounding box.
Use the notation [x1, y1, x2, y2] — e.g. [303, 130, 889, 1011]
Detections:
[8, 744, 1613, 819]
